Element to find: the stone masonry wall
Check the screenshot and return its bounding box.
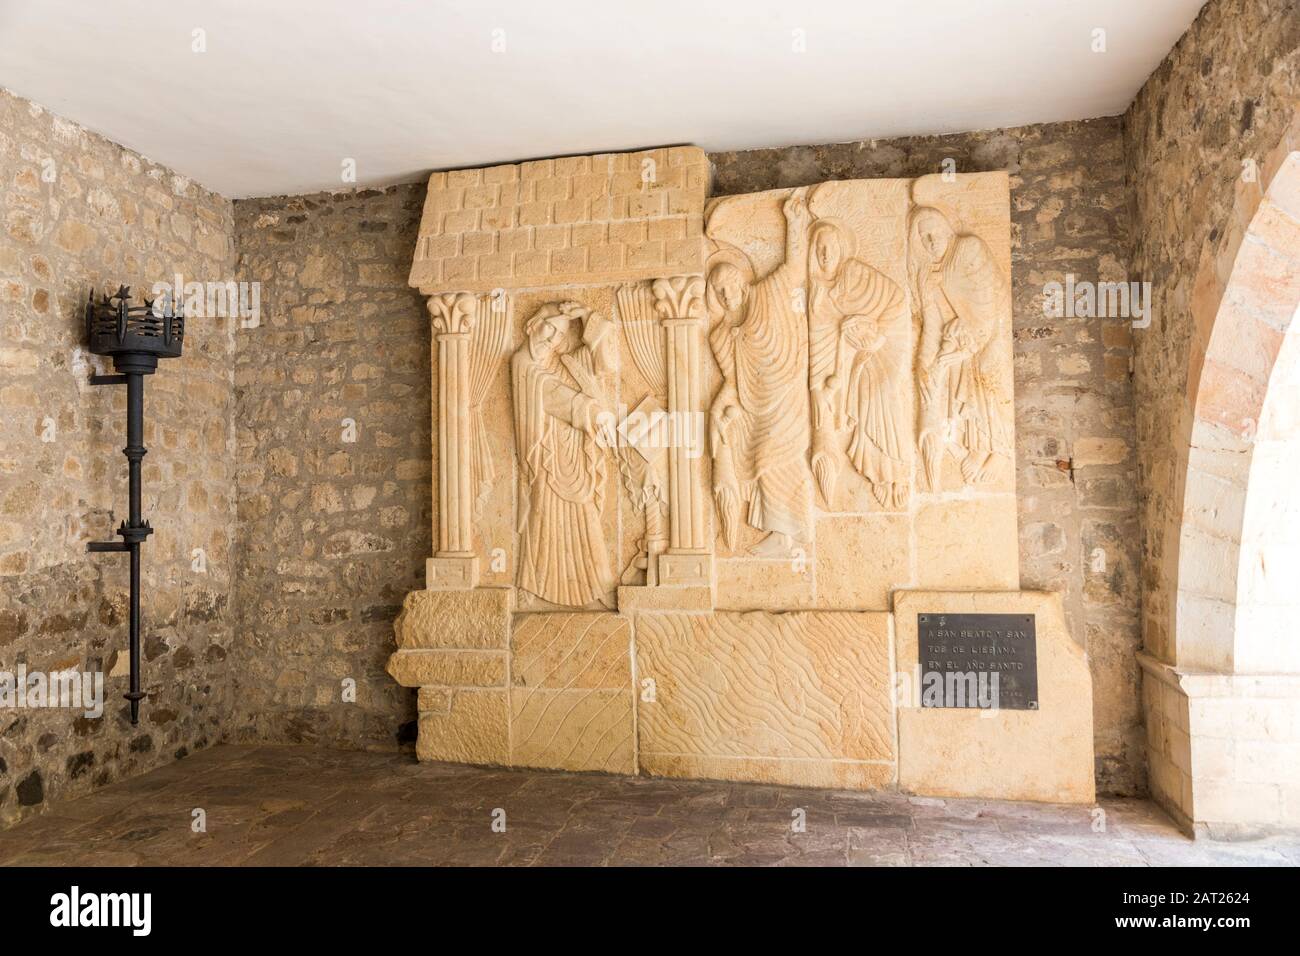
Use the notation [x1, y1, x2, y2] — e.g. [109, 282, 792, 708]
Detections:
[1123, 0, 1299, 666]
[230, 118, 1144, 795]
[230, 186, 431, 749]
[0, 87, 236, 828]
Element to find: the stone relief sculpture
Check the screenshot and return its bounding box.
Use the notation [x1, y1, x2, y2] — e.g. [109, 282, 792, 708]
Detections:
[908, 204, 1011, 489]
[807, 214, 911, 509]
[706, 190, 814, 556]
[410, 147, 1017, 616]
[511, 301, 617, 608]
[398, 152, 1035, 795]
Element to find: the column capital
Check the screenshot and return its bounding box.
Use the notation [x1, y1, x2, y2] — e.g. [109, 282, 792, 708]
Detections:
[428, 292, 477, 335]
[651, 275, 704, 321]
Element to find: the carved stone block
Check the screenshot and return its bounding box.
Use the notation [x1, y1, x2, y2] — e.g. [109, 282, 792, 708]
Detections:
[416, 688, 509, 766]
[387, 649, 506, 688]
[411, 147, 711, 295]
[511, 612, 630, 688]
[511, 689, 635, 774]
[657, 552, 712, 587]
[426, 555, 478, 590]
[635, 610, 896, 788]
[893, 590, 1095, 803]
[616, 585, 714, 613]
[698, 171, 1018, 607]
[509, 612, 634, 773]
[395, 587, 510, 649]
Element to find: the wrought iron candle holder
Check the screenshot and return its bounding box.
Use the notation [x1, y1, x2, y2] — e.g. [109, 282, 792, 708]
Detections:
[85, 286, 185, 724]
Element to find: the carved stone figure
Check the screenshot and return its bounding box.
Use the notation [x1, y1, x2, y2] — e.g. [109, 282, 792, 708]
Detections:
[706, 190, 813, 556]
[807, 217, 911, 509]
[909, 206, 1011, 489]
[511, 301, 616, 608]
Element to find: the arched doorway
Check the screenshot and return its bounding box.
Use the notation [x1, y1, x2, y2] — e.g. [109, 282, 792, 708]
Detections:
[1141, 132, 1300, 836]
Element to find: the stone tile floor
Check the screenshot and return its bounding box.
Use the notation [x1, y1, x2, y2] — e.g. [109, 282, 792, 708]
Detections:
[0, 745, 1297, 866]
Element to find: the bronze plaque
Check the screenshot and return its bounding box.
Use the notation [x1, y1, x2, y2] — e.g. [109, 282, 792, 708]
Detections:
[918, 613, 1038, 710]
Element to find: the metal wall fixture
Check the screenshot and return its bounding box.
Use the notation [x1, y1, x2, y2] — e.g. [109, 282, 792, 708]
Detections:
[85, 286, 185, 724]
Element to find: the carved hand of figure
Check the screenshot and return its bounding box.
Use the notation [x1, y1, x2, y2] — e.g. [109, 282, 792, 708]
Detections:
[588, 410, 615, 449]
[938, 320, 977, 368]
[782, 192, 810, 229]
[842, 314, 883, 353]
[557, 300, 590, 322]
[943, 317, 978, 351]
[711, 398, 742, 461]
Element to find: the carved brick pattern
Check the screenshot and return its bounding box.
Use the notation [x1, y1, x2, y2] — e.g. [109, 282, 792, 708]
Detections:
[410, 147, 710, 293]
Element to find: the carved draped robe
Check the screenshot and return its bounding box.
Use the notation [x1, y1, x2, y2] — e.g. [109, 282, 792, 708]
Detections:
[929, 234, 1010, 459]
[511, 344, 614, 607]
[710, 263, 811, 543]
[810, 258, 910, 489]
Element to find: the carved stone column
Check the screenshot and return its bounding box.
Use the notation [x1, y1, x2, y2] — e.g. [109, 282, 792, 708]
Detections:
[652, 276, 712, 588]
[428, 292, 478, 589]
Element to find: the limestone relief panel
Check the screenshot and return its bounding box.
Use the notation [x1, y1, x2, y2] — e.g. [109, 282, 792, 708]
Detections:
[701, 173, 1018, 608]
[394, 150, 1049, 794]
[415, 150, 1018, 613]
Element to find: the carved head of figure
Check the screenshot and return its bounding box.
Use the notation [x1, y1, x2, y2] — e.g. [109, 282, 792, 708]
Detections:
[524, 303, 574, 361]
[707, 262, 748, 315]
[808, 219, 855, 282]
[912, 208, 956, 265]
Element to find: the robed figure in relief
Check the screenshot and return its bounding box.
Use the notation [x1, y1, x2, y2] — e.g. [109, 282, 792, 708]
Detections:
[511, 301, 616, 607]
[807, 217, 911, 509]
[910, 206, 1010, 489]
[707, 191, 814, 556]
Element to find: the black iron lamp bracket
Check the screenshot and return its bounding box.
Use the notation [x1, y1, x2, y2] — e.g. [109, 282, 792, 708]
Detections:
[84, 286, 184, 725]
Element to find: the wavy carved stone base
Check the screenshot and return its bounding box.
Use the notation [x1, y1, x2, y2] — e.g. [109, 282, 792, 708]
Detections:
[388, 588, 1096, 802]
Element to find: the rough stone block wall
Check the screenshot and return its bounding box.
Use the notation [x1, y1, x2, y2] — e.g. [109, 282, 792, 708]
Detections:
[409, 147, 710, 292]
[1123, 0, 1299, 666]
[230, 186, 431, 748]
[0, 87, 236, 827]
[711, 119, 1143, 795]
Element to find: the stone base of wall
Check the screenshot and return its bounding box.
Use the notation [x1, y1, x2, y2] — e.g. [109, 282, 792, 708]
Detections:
[1140, 653, 1300, 836]
[389, 587, 1095, 803]
[895, 591, 1096, 804]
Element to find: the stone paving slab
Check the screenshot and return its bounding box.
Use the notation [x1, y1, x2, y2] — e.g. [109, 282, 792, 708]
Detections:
[0, 745, 1297, 867]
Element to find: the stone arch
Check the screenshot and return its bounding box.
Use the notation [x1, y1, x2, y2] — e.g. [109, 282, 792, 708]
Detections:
[1173, 126, 1300, 674]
